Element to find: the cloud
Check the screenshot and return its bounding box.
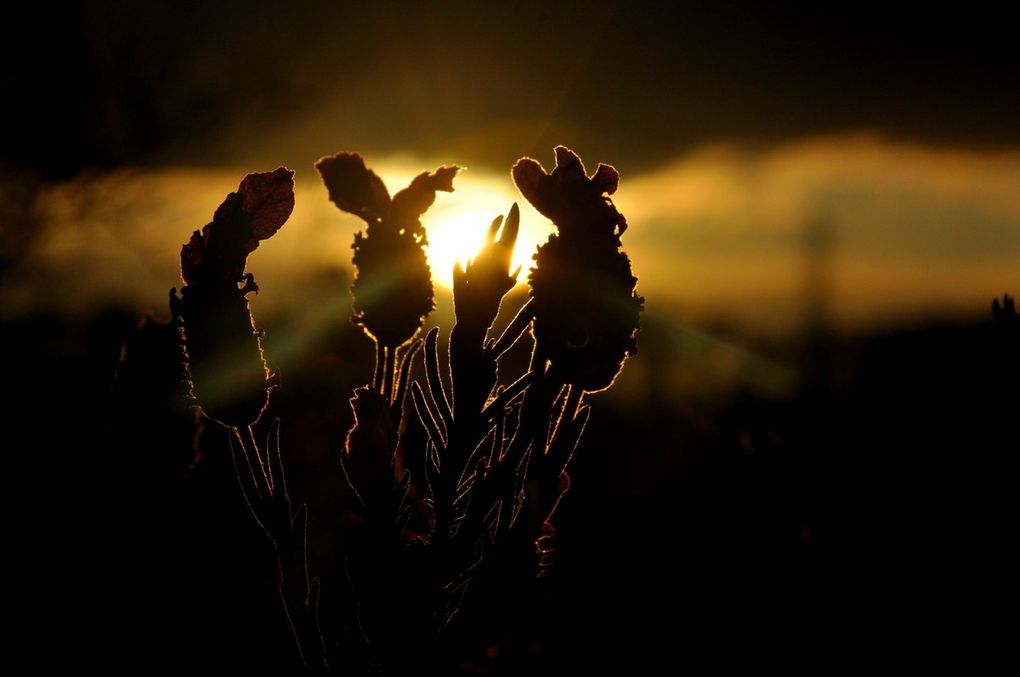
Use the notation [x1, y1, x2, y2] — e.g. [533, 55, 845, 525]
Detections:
[619, 134, 1020, 235]
[4, 136, 1018, 336]
[612, 134, 1020, 332]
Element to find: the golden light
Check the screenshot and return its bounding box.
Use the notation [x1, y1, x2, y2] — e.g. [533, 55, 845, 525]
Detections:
[418, 171, 552, 289]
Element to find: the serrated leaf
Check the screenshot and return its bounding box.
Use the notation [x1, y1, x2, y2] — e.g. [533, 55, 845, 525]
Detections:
[315, 152, 390, 223]
[180, 229, 204, 286]
[390, 165, 460, 231]
[238, 167, 295, 241]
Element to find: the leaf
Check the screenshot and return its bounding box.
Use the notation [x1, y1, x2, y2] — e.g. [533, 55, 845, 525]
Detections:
[591, 163, 620, 195]
[180, 170, 294, 286]
[315, 152, 390, 223]
[238, 167, 296, 241]
[553, 145, 585, 175]
[180, 192, 248, 285]
[390, 165, 460, 229]
[180, 229, 204, 286]
[510, 157, 547, 215]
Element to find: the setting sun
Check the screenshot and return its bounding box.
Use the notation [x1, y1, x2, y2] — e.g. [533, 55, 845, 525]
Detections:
[418, 173, 552, 289]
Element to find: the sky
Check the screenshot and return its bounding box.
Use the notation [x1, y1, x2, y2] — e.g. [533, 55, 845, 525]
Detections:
[6, 2, 1019, 174]
[2, 1, 1018, 336]
[5, 7, 1016, 668]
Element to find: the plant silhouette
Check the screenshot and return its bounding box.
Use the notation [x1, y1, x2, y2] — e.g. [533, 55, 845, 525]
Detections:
[171, 167, 326, 669]
[169, 147, 643, 673]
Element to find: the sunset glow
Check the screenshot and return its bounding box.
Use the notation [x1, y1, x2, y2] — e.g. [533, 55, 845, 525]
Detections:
[14, 5, 1018, 669]
[8, 138, 1017, 336]
[419, 176, 551, 289]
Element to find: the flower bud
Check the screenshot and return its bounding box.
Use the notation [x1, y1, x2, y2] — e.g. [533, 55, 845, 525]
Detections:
[513, 147, 642, 392]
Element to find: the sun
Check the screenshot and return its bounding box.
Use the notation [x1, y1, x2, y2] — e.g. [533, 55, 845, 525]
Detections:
[419, 173, 551, 290]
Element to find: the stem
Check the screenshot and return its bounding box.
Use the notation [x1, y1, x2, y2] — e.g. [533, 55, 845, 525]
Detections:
[491, 298, 535, 356]
[506, 345, 547, 460]
[246, 424, 272, 494]
[425, 328, 453, 430]
[373, 343, 385, 392]
[412, 382, 447, 450]
[480, 372, 534, 421]
[392, 340, 423, 426]
[547, 385, 583, 455]
[234, 425, 267, 500]
[382, 344, 396, 402]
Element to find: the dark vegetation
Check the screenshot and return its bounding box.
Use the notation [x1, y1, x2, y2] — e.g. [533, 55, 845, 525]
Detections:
[151, 146, 642, 674]
[6, 5, 1019, 672]
[6, 149, 1016, 673]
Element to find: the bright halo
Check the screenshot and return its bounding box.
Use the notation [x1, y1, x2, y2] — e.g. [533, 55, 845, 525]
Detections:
[419, 174, 551, 290]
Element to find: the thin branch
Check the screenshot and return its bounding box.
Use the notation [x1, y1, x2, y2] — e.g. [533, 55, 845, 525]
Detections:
[553, 403, 590, 475]
[546, 385, 583, 455]
[480, 372, 535, 420]
[424, 327, 453, 429]
[382, 344, 397, 402]
[245, 424, 273, 495]
[392, 339, 423, 426]
[265, 418, 289, 506]
[372, 343, 385, 392]
[490, 298, 535, 357]
[504, 344, 547, 461]
[412, 381, 447, 450]
[228, 428, 271, 536]
[234, 425, 266, 501]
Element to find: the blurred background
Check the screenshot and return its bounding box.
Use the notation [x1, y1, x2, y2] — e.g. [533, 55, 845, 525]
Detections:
[3, 1, 1017, 673]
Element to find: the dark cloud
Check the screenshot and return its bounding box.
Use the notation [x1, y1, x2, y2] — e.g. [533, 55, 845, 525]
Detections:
[3, 1, 1018, 177]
